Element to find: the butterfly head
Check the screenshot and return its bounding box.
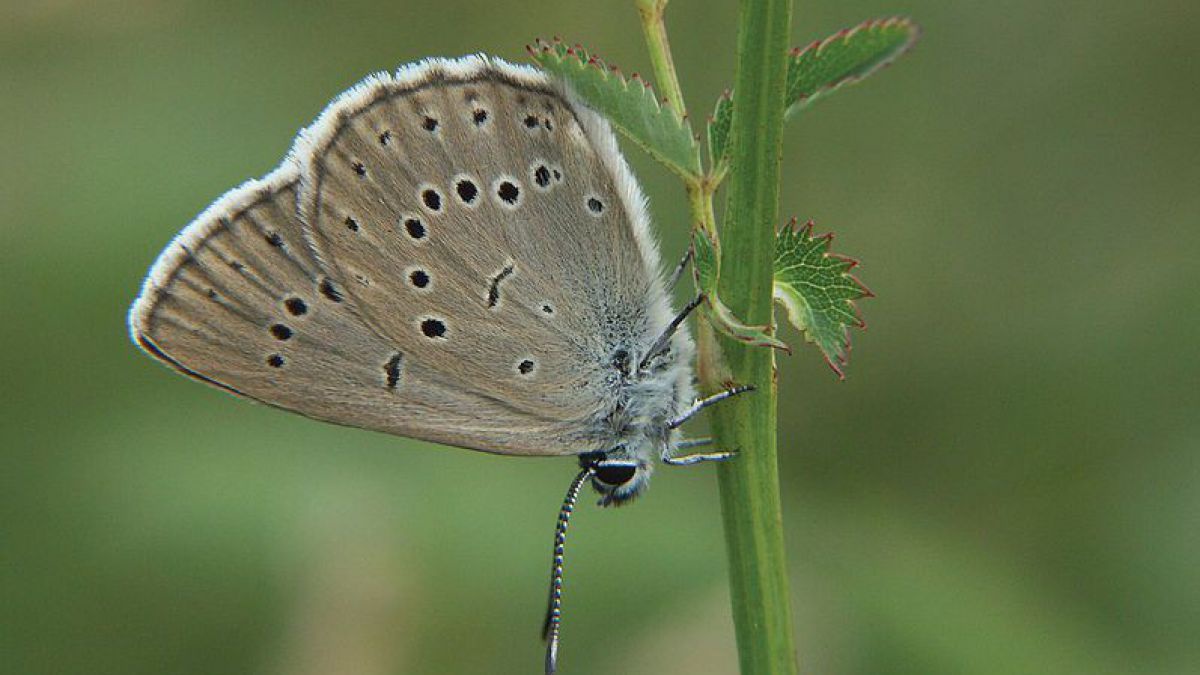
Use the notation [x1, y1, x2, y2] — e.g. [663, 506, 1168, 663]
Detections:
[579, 450, 652, 507]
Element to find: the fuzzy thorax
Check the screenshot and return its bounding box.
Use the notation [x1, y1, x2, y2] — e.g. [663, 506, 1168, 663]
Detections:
[584, 320, 695, 506]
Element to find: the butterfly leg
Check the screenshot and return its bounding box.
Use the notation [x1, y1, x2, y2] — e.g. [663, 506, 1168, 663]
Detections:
[667, 385, 755, 429]
[666, 247, 694, 292]
[662, 438, 735, 466]
[663, 450, 735, 466]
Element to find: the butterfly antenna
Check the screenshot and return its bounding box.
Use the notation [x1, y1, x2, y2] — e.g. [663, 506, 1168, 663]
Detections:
[640, 293, 704, 370]
[542, 465, 595, 675]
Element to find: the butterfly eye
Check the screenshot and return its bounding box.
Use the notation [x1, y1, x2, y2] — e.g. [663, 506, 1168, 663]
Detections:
[594, 463, 637, 486]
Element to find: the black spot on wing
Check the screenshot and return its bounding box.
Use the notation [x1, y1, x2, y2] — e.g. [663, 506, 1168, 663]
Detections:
[404, 217, 426, 240]
[497, 181, 520, 205]
[319, 278, 344, 303]
[409, 269, 430, 288]
[456, 179, 478, 204]
[487, 264, 515, 308]
[285, 297, 308, 315]
[420, 318, 447, 339]
[384, 352, 404, 389]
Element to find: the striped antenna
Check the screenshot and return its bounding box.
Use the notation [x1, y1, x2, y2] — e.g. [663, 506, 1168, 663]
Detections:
[542, 465, 594, 674]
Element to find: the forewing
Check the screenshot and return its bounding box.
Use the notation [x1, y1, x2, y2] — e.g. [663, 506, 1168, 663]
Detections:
[295, 57, 672, 447]
[129, 164, 576, 455]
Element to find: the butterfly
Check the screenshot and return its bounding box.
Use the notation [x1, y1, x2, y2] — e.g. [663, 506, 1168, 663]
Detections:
[128, 55, 750, 673]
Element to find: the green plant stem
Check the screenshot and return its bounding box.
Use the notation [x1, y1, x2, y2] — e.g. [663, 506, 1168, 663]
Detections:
[635, 0, 688, 118]
[636, 1, 716, 244]
[636, 0, 717, 241]
[709, 0, 798, 673]
[638, 1, 798, 673]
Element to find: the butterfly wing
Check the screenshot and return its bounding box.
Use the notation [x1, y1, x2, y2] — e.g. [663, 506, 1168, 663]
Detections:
[129, 163, 584, 454]
[131, 56, 679, 457]
[294, 57, 679, 450]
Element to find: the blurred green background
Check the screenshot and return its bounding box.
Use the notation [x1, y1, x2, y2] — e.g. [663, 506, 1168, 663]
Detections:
[3, 0, 1197, 673]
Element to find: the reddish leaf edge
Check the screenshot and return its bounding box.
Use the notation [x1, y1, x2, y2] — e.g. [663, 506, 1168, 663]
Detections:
[526, 37, 691, 124]
[789, 16, 922, 107]
[776, 217, 874, 380]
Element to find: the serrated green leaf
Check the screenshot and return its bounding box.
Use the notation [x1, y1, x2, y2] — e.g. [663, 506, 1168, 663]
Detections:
[786, 17, 920, 115]
[529, 38, 701, 179]
[706, 18, 919, 170]
[773, 219, 872, 378]
[691, 229, 789, 352]
[707, 91, 733, 176]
